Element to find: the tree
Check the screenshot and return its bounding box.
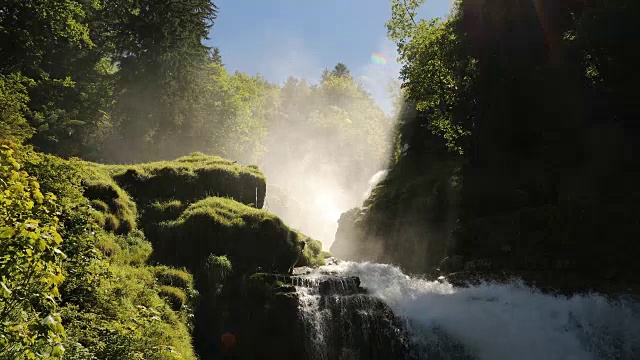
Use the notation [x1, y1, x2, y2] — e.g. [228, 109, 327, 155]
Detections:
[0, 0, 114, 158]
[331, 63, 351, 78]
[107, 0, 218, 162]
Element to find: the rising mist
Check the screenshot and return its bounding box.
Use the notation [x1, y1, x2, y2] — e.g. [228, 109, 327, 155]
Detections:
[258, 64, 397, 249]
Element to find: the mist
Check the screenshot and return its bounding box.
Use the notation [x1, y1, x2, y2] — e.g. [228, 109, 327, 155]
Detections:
[257, 48, 400, 249]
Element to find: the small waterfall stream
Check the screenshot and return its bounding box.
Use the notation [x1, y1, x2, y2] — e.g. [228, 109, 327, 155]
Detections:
[293, 273, 416, 359]
[294, 261, 640, 360]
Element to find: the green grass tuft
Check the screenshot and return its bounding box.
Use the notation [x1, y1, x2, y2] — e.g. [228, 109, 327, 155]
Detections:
[153, 266, 194, 291]
[157, 285, 188, 311]
[80, 163, 138, 234]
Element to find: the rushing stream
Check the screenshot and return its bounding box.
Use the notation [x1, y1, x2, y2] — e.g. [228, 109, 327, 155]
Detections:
[294, 261, 640, 360]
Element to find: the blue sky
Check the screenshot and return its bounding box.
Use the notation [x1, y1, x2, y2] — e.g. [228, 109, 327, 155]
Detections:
[207, 0, 452, 112]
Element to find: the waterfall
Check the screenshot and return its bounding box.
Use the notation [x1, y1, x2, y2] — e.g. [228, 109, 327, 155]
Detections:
[295, 261, 640, 360]
[294, 273, 416, 360]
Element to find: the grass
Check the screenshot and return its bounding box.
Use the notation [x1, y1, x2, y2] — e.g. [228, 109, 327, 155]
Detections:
[8, 147, 330, 359]
[155, 197, 324, 273]
[80, 162, 138, 235]
[98, 152, 267, 208]
[152, 266, 194, 291]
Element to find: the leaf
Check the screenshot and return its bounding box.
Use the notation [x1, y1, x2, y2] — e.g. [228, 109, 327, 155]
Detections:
[1, 281, 12, 297]
[0, 227, 15, 238]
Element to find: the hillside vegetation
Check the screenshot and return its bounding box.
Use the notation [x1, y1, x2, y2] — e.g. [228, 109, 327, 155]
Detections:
[0, 144, 324, 359]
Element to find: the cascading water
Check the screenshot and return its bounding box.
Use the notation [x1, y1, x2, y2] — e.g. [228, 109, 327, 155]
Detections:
[295, 261, 640, 360]
[293, 273, 416, 360]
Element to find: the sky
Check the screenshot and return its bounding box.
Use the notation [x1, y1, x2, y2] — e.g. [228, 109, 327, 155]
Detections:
[206, 0, 452, 112]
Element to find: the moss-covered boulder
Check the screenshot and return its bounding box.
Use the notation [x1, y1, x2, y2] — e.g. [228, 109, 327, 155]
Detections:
[154, 197, 323, 274]
[80, 163, 138, 234]
[105, 153, 266, 208]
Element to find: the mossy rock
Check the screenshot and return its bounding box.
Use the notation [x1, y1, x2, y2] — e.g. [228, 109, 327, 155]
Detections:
[155, 197, 321, 274]
[105, 153, 267, 208]
[153, 266, 194, 291]
[80, 163, 138, 235]
[157, 285, 188, 311]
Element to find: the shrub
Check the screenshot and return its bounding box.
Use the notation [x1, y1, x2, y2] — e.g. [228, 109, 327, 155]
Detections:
[0, 74, 34, 143]
[0, 144, 65, 358]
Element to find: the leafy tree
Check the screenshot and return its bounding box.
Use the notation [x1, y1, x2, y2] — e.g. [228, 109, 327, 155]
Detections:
[0, 0, 122, 159]
[107, 0, 218, 162]
[196, 63, 277, 164]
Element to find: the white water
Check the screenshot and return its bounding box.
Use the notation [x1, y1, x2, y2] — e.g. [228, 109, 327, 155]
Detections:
[297, 285, 330, 360]
[312, 261, 640, 360]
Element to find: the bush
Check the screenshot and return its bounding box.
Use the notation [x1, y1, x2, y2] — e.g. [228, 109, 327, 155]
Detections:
[0, 144, 65, 358]
[62, 265, 197, 360]
[0, 74, 34, 143]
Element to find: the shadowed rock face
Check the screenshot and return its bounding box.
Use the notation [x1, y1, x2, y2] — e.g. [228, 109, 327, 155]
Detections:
[206, 272, 417, 360]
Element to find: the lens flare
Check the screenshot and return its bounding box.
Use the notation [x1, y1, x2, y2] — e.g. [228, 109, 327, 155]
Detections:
[370, 52, 387, 65]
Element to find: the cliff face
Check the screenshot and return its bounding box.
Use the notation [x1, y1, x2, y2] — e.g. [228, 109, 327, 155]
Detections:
[331, 102, 640, 295]
[331, 127, 461, 275]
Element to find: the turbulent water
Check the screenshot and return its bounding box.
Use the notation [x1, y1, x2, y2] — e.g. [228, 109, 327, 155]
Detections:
[296, 261, 640, 360]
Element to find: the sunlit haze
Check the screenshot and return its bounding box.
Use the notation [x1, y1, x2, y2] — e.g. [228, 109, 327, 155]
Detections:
[208, 1, 452, 249]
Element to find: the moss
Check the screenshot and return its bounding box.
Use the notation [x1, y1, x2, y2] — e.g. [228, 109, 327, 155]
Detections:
[155, 197, 315, 274]
[94, 230, 152, 266]
[90, 199, 109, 212]
[144, 199, 186, 226]
[103, 213, 120, 232]
[153, 266, 194, 291]
[294, 231, 325, 267]
[80, 163, 138, 235]
[62, 265, 198, 359]
[157, 285, 188, 311]
[102, 152, 267, 208]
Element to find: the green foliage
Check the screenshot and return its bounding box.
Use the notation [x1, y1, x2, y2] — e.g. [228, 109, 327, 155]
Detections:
[263, 67, 391, 202]
[388, 5, 475, 155]
[157, 285, 188, 311]
[95, 230, 152, 266]
[107, 153, 266, 208]
[294, 232, 325, 267]
[0, 74, 35, 143]
[156, 197, 320, 273]
[107, 0, 218, 162]
[153, 266, 194, 292]
[3, 146, 198, 358]
[194, 63, 277, 164]
[81, 163, 138, 234]
[0, 145, 65, 358]
[62, 265, 197, 360]
[203, 255, 232, 293]
[373, 0, 640, 292]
